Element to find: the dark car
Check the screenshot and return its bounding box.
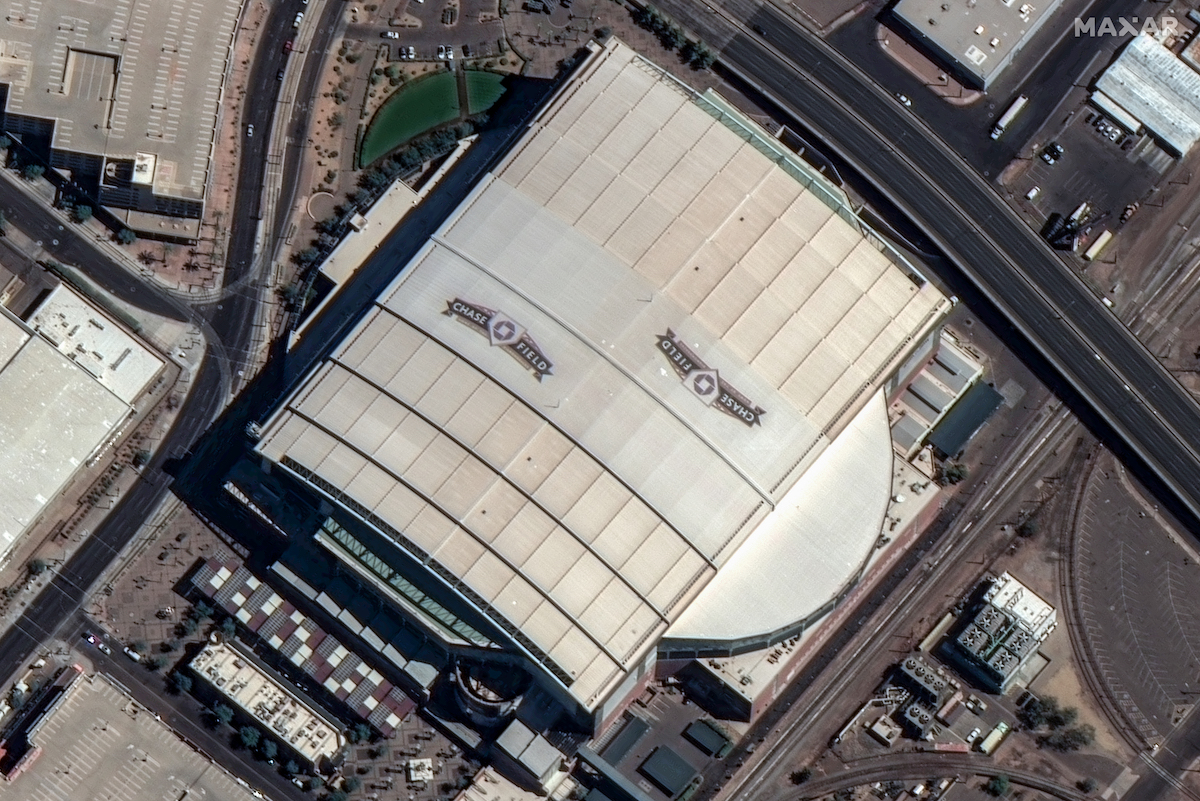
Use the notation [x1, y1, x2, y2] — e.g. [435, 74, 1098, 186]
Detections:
[276, 69, 285, 81]
[283, 39, 294, 53]
[1040, 142, 1064, 165]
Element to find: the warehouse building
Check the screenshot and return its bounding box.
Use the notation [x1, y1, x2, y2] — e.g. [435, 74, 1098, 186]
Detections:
[1093, 33, 1200, 157]
[0, 285, 162, 560]
[246, 38, 950, 735]
[891, 0, 1063, 89]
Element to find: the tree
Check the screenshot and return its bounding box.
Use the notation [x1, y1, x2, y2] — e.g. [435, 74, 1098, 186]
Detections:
[132, 640, 148, 654]
[146, 655, 169, 671]
[117, 228, 137, 245]
[27, 559, 48, 577]
[284, 760, 301, 777]
[73, 204, 92, 223]
[939, 461, 969, 485]
[133, 448, 151, 467]
[1078, 778, 1099, 793]
[169, 672, 193, 694]
[260, 739, 278, 761]
[343, 777, 361, 792]
[327, 791, 349, 801]
[1040, 724, 1094, 752]
[0, 211, 9, 237]
[0, 136, 10, 150]
[195, 601, 215, 621]
[220, 617, 237, 638]
[985, 775, 1010, 797]
[789, 769, 812, 785]
[239, 726, 261, 749]
[213, 703, 234, 726]
[292, 246, 320, 267]
[352, 723, 372, 743]
[1016, 515, 1039, 538]
[21, 163, 44, 181]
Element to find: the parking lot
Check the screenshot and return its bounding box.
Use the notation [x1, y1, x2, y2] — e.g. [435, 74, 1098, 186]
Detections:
[349, 0, 507, 63]
[1009, 104, 1173, 262]
[1072, 451, 1200, 744]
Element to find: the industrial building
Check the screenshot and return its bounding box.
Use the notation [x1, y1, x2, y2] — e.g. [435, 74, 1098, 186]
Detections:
[190, 639, 346, 767]
[891, 0, 1063, 89]
[0, 284, 162, 559]
[242, 38, 950, 737]
[1093, 33, 1200, 157]
[0, 0, 242, 239]
[941, 572, 1056, 693]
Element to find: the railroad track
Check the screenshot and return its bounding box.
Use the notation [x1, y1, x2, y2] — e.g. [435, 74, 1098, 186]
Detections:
[794, 753, 1086, 801]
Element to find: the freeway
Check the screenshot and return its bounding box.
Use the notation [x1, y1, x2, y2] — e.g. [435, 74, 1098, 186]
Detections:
[649, 0, 1200, 531]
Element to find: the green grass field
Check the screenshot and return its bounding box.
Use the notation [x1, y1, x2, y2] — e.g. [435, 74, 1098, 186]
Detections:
[465, 70, 506, 116]
[359, 72, 460, 167]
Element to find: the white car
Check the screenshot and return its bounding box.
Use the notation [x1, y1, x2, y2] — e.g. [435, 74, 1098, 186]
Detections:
[382, 30, 399, 39]
[246, 123, 253, 137]
[407, 46, 416, 59]
[437, 44, 445, 59]
[292, 11, 303, 27]
[446, 46, 454, 60]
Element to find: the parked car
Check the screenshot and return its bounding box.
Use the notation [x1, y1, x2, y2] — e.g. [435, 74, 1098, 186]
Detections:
[1040, 142, 1063, 165]
[292, 11, 303, 27]
[895, 92, 911, 107]
[276, 69, 285, 81]
[437, 44, 446, 59]
[283, 39, 293, 53]
[123, 647, 142, 662]
[406, 46, 415, 59]
[246, 123, 254, 137]
[381, 30, 399, 39]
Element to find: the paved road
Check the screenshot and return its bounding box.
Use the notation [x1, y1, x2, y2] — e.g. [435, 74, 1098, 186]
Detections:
[652, 0, 1200, 529]
[792, 753, 1085, 801]
[0, 0, 337, 695]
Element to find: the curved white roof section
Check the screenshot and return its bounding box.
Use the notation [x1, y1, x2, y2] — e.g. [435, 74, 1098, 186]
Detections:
[256, 39, 948, 714]
[664, 389, 893, 645]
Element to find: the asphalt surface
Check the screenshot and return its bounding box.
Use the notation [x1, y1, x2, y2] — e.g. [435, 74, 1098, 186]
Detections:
[792, 753, 1085, 801]
[655, 3, 1200, 530]
[0, 0, 336, 696]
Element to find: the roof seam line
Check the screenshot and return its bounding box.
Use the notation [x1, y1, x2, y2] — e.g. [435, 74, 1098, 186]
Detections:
[324, 355, 672, 625]
[426, 232, 778, 521]
[279, 404, 630, 670]
[369, 301, 718, 571]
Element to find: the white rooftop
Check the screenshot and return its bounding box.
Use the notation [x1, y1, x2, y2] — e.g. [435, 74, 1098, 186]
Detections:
[984, 572, 1056, 640]
[29, 284, 164, 403]
[1095, 34, 1200, 156]
[0, 306, 128, 555]
[257, 40, 947, 713]
[190, 641, 345, 763]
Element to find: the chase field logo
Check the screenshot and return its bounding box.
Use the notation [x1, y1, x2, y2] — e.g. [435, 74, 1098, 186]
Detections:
[445, 299, 553, 381]
[656, 330, 765, 427]
[1073, 16, 1179, 36]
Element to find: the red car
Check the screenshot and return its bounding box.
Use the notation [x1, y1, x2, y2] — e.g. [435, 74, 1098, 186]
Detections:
[283, 39, 293, 53]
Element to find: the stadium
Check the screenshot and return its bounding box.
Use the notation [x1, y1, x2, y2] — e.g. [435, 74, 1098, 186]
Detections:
[245, 39, 951, 734]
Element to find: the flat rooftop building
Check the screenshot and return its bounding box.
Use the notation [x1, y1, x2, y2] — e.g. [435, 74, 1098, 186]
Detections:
[0, 0, 241, 234]
[1094, 34, 1200, 157]
[0, 284, 165, 557]
[892, 0, 1063, 89]
[190, 640, 345, 766]
[250, 39, 949, 731]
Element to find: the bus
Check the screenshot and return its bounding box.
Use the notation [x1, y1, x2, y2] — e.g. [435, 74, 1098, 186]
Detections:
[991, 95, 1029, 140]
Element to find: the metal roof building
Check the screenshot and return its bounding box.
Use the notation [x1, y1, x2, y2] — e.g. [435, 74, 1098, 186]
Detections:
[1094, 34, 1200, 157]
[892, 0, 1063, 89]
[254, 40, 949, 728]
